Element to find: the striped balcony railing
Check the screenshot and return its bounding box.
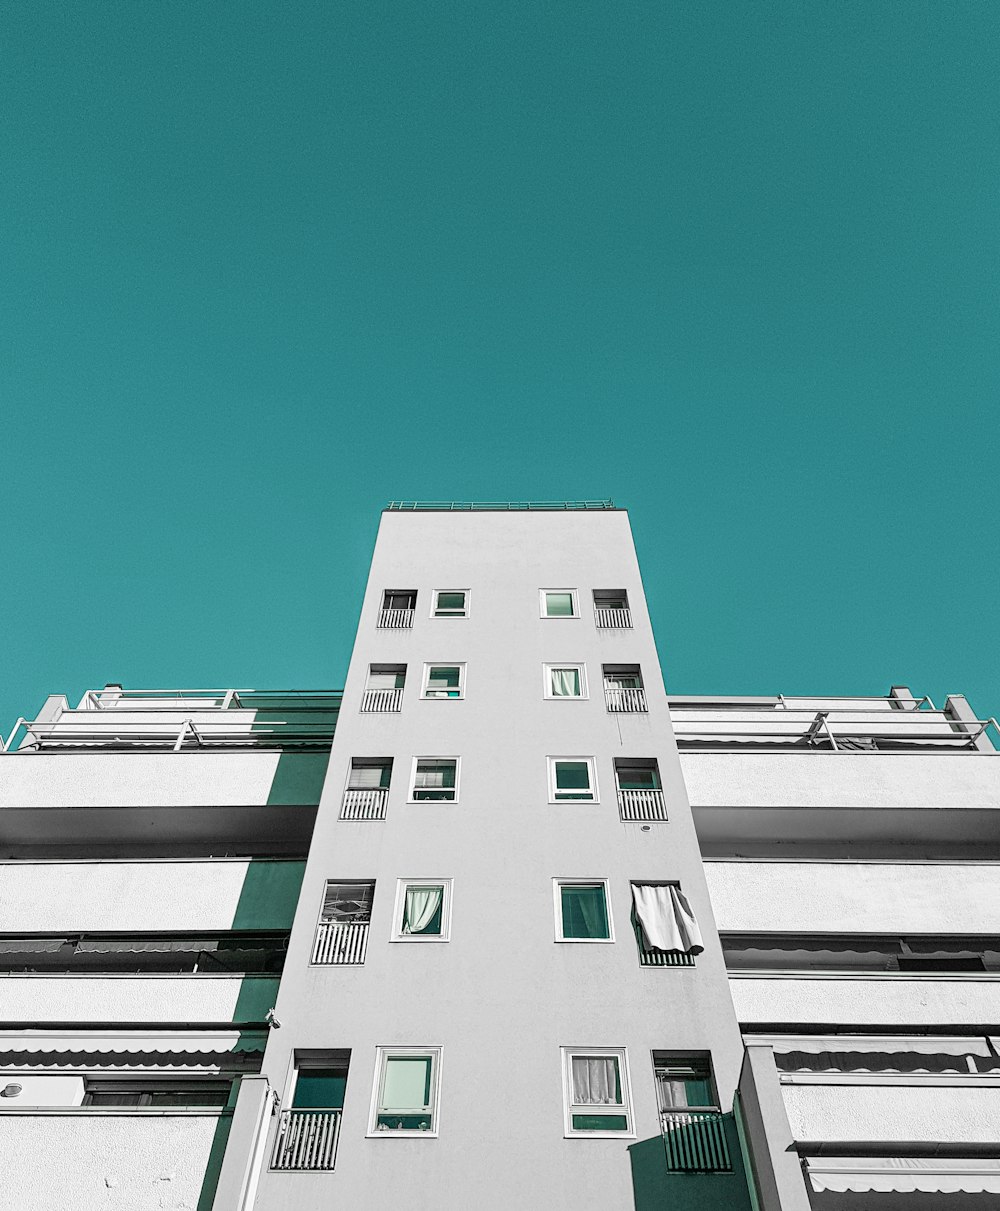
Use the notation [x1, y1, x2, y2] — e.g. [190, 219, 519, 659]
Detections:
[271, 1108, 341, 1171]
[378, 608, 414, 629]
[605, 687, 647, 713]
[595, 607, 632, 629]
[617, 788, 667, 821]
[661, 1111, 731, 1172]
[361, 688, 403, 712]
[312, 921, 370, 965]
[341, 788, 389, 820]
[639, 948, 695, 967]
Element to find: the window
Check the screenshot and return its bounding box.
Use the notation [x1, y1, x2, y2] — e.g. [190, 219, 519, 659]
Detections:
[631, 883, 703, 964]
[554, 880, 612, 941]
[273, 1052, 349, 1170]
[379, 592, 416, 629]
[391, 879, 452, 941]
[543, 664, 587, 699]
[432, 590, 468, 618]
[362, 665, 405, 712]
[409, 757, 459, 801]
[603, 665, 647, 712]
[615, 759, 666, 821]
[348, 758, 392, 790]
[653, 1054, 718, 1112]
[540, 589, 579, 618]
[561, 1049, 632, 1136]
[593, 590, 631, 628]
[82, 1080, 231, 1108]
[548, 757, 597, 802]
[421, 664, 465, 699]
[369, 1047, 442, 1135]
[313, 881, 374, 964]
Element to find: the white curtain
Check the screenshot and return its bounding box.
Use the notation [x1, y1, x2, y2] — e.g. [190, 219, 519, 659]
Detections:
[632, 884, 704, 954]
[550, 668, 581, 696]
[414, 762, 454, 788]
[572, 1056, 619, 1104]
[349, 765, 385, 789]
[403, 886, 443, 934]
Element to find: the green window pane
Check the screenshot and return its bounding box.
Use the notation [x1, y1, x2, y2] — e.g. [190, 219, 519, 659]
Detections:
[382, 1056, 432, 1110]
[545, 592, 574, 616]
[293, 1070, 347, 1109]
[413, 761, 456, 799]
[561, 885, 609, 939]
[572, 1113, 629, 1131]
[435, 592, 465, 613]
[427, 668, 461, 697]
[617, 766, 659, 790]
[377, 1113, 432, 1130]
[550, 668, 581, 696]
[402, 886, 443, 935]
[555, 761, 592, 799]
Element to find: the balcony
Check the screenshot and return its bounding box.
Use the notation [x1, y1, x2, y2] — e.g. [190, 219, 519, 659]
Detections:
[605, 687, 647, 713]
[1, 687, 341, 754]
[377, 608, 413, 629]
[271, 1108, 341, 1170]
[618, 788, 667, 822]
[595, 607, 632, 629]
[360, 687, 403, 712]
[311, 921, 369, 965]
[661, 1111, 731, 1171]
[340, 787, 388, 820]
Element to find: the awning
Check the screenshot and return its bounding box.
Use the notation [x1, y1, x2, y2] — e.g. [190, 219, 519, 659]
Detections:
[749, 1034, 994, 1057]
[0, 1030, 265, 1055]
[806, 1157, 1000, 1193]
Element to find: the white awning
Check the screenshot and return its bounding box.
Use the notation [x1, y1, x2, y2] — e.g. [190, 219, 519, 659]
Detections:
[806, 1157, 1000, 1193]
[749, 1034, 994, 1058]
[0, 1030, 263, 1055]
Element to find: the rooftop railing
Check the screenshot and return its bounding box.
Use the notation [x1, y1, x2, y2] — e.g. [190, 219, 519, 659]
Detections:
[385, 500, 617, 511]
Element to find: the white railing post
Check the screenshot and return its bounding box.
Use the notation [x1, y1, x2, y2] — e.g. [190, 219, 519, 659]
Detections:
[340, 788, 389, 820]
[617, 788, 667, 821]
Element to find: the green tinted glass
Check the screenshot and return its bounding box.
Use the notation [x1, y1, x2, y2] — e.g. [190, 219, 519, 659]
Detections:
[561, 885, 609, 938]
[545, 592, 574, 616]
[293, 1070, 347, 1109]
[555, 761, 592, 799]
[572, 1113, 628, 1131]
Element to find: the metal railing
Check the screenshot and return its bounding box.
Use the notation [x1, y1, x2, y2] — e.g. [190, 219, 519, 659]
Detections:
[639, 948, 695, 967]
[386, 500, 616, 511]
[378, 608, 414, 629]
[361, 688, 403, 712]
[271, 1108, 341, 1171]
[661, 1110, 731, 1171]
[595, 607, 632, 628]
[671, 709, 1000, 753]
[605, 687, 647, 713]
[618, 788, 668, 821]
[312, 921, 369, 965]
[76, 688, 341, 711]
[1, 718, 337, 754]
[340, 788, 389, 820]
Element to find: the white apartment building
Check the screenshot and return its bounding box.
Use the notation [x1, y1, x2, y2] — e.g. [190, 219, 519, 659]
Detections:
[1, 501, 997, 1211]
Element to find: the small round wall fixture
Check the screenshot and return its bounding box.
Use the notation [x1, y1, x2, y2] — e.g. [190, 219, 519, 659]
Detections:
[641, 825, 651, 832]
[1, 1083, 23, 1098]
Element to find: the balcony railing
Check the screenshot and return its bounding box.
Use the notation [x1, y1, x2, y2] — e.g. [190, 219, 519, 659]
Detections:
[361, 688, 403, 712]
[605, 687, 647, 713]
[341, 788, 388, 820]
[378, 608, 414, 629]
[661, 1111, 731, 1172]
[595, 607, 632, 629]
[312, 921, 369, 965]
[639, 948, 695, 967]
[618, 788, 668, 821]
[271, 1108, 341, 1171]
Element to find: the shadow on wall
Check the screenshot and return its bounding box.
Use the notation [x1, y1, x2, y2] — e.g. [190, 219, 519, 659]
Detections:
[232, 859, 306, 930]
[266, 751, 332, 806]
[629, 1116, 755, 1211]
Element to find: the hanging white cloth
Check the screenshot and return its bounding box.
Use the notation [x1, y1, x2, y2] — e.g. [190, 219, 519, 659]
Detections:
[632, 884, 704, 954]
[572, 1056, 619, 1104]
[550, 668, 581, 697]
[403, 886, 443, 934]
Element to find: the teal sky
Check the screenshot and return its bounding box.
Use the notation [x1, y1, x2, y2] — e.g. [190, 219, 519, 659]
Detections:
[2, 2, 998, 730]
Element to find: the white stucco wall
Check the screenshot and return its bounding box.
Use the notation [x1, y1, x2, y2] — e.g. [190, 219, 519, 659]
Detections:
[0, 1114, 221, 1210]
[0, 976, 248, 1022]
[680, 753, 1000, 810]
[781, 1081, 1000, 1144]
[730, 975, 1000, 1026]
[704, 861, 1000, 934]
[0, 861, 255, 931]
[0, 752, 282, 808]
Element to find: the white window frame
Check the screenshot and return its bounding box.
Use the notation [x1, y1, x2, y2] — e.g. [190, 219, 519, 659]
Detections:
[560, 1047, 634, 1138]
[539, 588, 580, 619]
[430, 589, 469, 618]
[552, 878, 614, 943]
[367, 1046, 443, 1137]
[547, 756, 598, 803]
[421, 663, 467, 701]
[542, 663, 588, 700]
[408, 756, 461, 803]
[390, 878, 453, 942]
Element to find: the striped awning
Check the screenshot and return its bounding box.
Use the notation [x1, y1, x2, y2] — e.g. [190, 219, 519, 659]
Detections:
[0, 1030, 265, 1056]
[749, 1034, 994, 1057]
[806, 1157, 1000, 1193]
